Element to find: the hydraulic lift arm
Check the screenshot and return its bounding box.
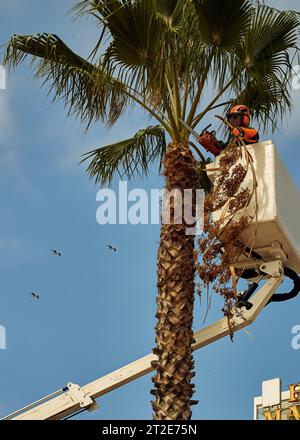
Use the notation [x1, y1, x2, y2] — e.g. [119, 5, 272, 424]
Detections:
[2, 261, 284, 420]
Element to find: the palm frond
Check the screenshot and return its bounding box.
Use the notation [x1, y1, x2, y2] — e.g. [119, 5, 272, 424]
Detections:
[76, 0, 160, 71]
[81, 125, 166, 185]
[227, 5, 300, 131]
[154, 0, 185, 32]
[192, 0, 253, 52]
[238, 6, 299, 78]
[74, 1, 166, 108]
[231, 75, 292, 132]
[2, 0, 299, 155]
[3, 33, 128, 128]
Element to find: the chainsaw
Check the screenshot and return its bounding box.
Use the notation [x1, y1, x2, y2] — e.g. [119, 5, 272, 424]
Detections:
[180, 118, 224, 157]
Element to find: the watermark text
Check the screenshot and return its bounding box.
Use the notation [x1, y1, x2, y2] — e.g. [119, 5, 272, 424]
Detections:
[96, 182, 204, 235]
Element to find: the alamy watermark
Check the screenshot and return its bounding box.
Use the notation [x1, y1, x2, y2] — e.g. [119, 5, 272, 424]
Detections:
[96, 181, 205, 235]
[291, 325, 300, 350]
[0, 65, 6, 90]
[0, 325, 6, 350]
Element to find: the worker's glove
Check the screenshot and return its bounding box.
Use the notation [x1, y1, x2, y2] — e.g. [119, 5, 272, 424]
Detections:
[232, 127, 244, 138]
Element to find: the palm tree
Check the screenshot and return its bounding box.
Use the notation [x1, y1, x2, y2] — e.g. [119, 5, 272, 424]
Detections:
[3, 0, 299, 420]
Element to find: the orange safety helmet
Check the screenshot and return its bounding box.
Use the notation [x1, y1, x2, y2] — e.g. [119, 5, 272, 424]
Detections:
[226, 105, 251, 127]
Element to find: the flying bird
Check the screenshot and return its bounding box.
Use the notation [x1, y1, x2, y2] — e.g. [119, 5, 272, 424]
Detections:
[29, 292, 40, 300]
[106, 245, 117, 252]
[51, 250, 62, 256]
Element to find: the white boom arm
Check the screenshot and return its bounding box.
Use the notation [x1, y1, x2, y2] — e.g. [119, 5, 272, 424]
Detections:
[2, 261, 284, 420]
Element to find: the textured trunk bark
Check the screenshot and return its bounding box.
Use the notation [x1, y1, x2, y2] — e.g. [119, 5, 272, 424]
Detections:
[151, 141, 198, 420]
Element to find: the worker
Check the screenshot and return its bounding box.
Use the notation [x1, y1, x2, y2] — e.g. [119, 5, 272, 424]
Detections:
[198, 105, 259, 157]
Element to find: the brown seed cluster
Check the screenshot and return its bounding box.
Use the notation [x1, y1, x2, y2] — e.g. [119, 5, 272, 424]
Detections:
[196, 145, 257, 339]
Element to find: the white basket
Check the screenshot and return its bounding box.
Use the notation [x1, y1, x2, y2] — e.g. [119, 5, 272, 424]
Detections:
[206, 141, 300, 273]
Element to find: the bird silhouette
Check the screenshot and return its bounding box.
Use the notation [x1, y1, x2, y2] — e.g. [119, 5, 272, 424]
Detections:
[51, 250, 62, 256]
[106, 245, 117, 252]
[29, 292, 40, 300]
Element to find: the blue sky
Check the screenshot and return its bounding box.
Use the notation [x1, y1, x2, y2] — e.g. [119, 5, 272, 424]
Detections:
[0, 0, 300, 420]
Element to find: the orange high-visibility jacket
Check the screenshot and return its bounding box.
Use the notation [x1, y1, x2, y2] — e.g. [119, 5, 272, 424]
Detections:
[231, 127, 259, 144]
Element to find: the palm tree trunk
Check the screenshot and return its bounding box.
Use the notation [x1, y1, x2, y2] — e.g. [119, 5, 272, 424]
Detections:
[151, 141, 198, 420]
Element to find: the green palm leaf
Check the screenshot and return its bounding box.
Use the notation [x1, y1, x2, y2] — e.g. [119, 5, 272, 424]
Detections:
[81, 125, 166, 184]
[76, 1, 160, 71]
[3, 32, 128, 128]
[238, 6, 299, 78]
[192, 0, 253, 52]
[154, 0, 185, 32]
[233, 75, 292, 131]
[3, 2, 300, 151]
